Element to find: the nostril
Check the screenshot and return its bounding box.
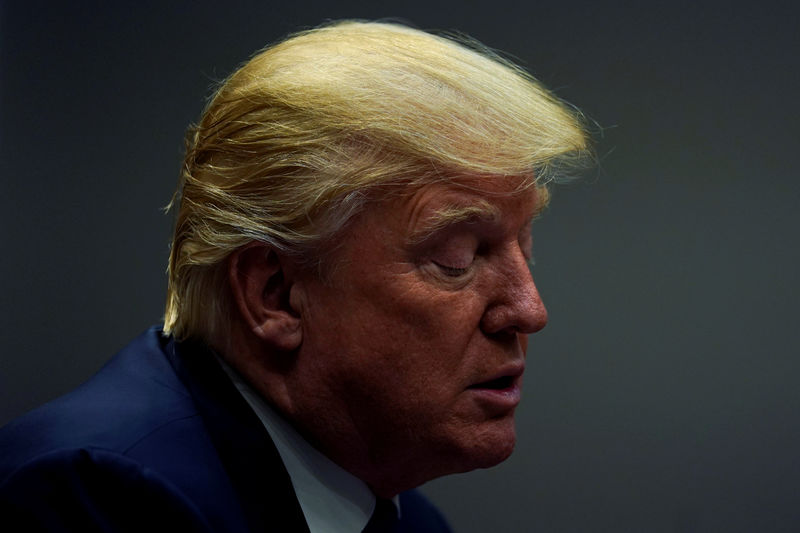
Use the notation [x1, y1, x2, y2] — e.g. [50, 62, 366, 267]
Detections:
[483, 327, 518, 344]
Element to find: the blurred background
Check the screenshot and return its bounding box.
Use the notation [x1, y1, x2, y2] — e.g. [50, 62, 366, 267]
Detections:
[2, 1, 798, 531]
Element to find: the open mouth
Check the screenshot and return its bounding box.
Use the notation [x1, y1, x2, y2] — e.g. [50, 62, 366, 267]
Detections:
[469, 375, 515, 390]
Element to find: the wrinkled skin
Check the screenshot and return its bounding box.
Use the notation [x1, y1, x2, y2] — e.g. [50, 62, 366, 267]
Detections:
[280, 176, 549, 496]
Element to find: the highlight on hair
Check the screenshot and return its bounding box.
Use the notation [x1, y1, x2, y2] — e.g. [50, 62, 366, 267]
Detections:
[163, 20, 592, 343]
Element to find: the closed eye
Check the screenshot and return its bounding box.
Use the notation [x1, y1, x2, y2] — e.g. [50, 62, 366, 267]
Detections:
[432, 261, 471, 277]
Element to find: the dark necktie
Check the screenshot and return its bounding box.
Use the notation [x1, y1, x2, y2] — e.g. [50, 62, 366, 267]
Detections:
[362, 497, 399, 533]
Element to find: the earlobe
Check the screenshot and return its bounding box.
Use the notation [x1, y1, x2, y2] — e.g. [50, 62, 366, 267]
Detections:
[228, 244, 303, 352]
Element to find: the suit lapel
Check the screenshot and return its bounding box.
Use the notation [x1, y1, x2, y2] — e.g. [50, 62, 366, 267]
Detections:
[165, 336, 309, 533]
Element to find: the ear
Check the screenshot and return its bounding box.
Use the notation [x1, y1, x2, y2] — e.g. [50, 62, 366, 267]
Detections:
[228, 243, 302, 352]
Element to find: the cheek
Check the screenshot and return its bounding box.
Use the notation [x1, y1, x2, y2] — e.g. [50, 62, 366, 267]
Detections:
[318, 268, 489, 382]
[380, 299, 487, 381]
[383, 289, 478, 339]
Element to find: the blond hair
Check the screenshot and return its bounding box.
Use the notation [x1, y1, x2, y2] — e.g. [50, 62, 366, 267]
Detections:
[164, 20, 591, 343]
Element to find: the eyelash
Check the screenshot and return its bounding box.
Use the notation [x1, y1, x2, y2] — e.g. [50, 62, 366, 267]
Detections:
[432, 261, 471, 277]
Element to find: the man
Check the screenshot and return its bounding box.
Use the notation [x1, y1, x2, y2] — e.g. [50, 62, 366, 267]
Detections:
[0, 21, 589, 532]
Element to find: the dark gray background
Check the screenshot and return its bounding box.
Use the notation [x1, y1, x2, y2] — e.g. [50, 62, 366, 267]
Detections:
[2, 1, 798, 531]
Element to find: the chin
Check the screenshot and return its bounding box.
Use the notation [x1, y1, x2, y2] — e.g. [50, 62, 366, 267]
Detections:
[447, 418, 518, 473]
[381, 421, 517, 492]
[476, 433, 517, 469]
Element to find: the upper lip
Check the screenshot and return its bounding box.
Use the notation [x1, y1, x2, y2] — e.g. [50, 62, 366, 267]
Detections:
[469, 361, 525, 389]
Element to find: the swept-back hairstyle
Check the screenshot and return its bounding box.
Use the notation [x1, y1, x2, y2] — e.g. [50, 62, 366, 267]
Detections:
[164, 20, 591, 343]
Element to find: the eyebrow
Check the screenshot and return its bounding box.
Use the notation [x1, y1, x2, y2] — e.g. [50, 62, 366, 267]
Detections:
[409, 199, 501, 244]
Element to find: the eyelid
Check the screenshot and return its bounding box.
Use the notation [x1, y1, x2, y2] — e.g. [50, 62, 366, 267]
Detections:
[432, 261, 471, 278]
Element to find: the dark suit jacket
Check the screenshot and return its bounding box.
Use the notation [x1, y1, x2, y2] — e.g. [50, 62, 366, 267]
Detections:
[0, 327, 452, 532]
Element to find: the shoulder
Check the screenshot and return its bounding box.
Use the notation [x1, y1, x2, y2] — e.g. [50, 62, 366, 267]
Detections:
[0, 327, 196, 471]
[1, 446, 215, 532]
[0, 328, 250, 532]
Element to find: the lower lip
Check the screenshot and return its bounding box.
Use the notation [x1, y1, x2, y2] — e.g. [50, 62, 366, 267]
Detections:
[468, 382, 521, 413]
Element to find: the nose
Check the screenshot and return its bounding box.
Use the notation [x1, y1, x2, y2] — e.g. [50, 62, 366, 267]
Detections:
[480, 248, 548, 337]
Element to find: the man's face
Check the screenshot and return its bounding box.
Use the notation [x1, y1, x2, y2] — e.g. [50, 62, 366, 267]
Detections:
[285, 175, 548, 493]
